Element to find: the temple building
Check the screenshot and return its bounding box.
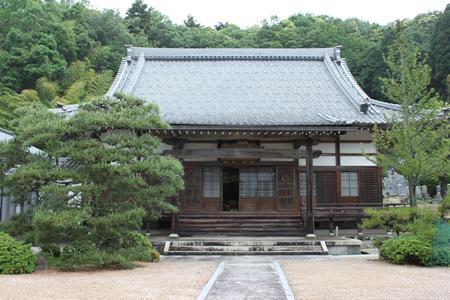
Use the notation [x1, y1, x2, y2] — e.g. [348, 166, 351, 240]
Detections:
[70, 46, 401, 235]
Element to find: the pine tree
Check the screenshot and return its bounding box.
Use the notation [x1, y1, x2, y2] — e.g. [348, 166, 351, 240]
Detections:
[2, 94, 184, 252]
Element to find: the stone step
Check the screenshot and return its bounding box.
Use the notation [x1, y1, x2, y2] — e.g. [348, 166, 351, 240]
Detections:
[170, 245, 323, 252]
[166, 250, 324, 255]
[165, 240, 326, 255]
[170, 240, 320, 247]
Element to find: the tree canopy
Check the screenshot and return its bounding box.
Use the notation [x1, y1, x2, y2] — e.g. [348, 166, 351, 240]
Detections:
[0, 0, 449, 129]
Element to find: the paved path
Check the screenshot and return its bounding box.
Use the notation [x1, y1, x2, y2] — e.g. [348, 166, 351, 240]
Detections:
[198, 257, 294, 300]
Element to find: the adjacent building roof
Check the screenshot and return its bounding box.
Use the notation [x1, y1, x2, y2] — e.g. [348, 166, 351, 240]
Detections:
[0, 128, 14, 142]
[0, 128, 42, 154]
[58, 46, 401, 127]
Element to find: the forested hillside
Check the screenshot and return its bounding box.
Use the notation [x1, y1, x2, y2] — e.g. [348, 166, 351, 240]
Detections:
[0, 0, 449, 129]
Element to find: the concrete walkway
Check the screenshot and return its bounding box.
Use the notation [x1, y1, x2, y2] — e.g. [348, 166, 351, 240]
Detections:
[198, 257, 295, 300]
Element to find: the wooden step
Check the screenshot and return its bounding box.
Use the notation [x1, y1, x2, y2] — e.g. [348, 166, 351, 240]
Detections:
[178, 215, 305, 236]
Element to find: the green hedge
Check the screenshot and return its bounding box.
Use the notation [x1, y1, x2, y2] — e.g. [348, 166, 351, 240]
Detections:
[0, 232, 36, 274]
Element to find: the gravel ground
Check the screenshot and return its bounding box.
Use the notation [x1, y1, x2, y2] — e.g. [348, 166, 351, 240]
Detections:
[281, 256, 450, 300]
[0, 260, 216, 300]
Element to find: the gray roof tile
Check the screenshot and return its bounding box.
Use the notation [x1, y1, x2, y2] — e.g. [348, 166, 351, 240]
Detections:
[106, 47, 401, 127]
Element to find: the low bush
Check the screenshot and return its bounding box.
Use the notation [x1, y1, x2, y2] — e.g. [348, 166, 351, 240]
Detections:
[1, 210, 35, 244]
[43, 232, 159, 271]
[380, 235, 433, 266]
[0, 231, 36, 274]
[439, 194, 450, 217]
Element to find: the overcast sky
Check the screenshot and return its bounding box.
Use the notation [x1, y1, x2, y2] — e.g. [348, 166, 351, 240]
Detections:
[88, 0, 448, 28]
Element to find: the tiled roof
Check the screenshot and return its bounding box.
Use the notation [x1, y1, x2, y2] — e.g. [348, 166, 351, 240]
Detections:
[105, 47, 400, 127]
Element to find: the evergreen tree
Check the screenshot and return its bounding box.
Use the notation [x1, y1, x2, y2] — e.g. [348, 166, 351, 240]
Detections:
[2, 94, 184, 253]
[373, 23, 449, 206]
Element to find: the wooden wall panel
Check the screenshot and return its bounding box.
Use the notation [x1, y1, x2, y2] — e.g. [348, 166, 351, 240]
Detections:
[179, 165, 202, 211]
[277, 165, 296, 211]
[359, 168, 382, 204]
[316, 171, 337, 206]
[200, 198, 222, 211]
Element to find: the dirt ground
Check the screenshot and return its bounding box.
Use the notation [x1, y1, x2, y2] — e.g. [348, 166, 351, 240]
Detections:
[281, 256, 450, 300]
[0, 259, 217, 300]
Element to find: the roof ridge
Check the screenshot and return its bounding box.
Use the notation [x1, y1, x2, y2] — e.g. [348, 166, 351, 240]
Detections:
[369, 99, 401, 110]
[122, 52, 145, 95]
[323, 55, 361, 112]
[339, 59, 370, 101]
[106, 57, 132, 97]
[130, 47, 337, 60]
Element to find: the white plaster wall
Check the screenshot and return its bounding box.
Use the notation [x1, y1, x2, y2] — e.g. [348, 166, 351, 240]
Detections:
[313, 143, 335, 153]
[340, 130, 372, 141]
[298, 156, 336, 166]
[261, 143, 293, 149]
[340, 156, 376, 166]
[340, 143, 376, 154]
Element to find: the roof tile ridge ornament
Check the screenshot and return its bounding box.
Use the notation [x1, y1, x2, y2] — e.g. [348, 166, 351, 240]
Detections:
[122, 52, 145, 95]
[105, 45, 134, 97]
[334, 45, 342, 62]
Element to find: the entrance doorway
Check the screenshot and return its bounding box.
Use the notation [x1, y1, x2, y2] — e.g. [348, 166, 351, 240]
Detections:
[222, 167, 239, 211]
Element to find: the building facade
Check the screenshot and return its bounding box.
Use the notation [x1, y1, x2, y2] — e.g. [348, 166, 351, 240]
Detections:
[89, 47, 400, 235]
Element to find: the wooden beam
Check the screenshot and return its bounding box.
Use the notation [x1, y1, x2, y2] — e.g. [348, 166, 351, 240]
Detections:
[165, 148, 321, 159]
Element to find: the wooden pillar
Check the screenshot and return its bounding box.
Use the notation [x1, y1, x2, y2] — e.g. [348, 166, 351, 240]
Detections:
[170, 139, 185, 237]
[306, 141, 315, 235]
[335, 135, 341, 167]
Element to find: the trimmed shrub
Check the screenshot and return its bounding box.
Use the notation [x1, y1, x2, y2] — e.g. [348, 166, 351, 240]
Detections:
[380, 235, 433, 266]
[362, 207, 440, 239]
[0, 232, 36, 274]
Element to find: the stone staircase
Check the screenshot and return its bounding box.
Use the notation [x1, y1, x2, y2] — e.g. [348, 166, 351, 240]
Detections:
[177, 214, 305, 236]
[163, 240, 328, 255]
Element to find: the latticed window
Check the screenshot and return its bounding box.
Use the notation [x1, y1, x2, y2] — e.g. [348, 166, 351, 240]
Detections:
[299, 172, 317, 198]
[202, 167, 222, 198]
[341, 172, 359, 197]
[240, 167, 275, 197]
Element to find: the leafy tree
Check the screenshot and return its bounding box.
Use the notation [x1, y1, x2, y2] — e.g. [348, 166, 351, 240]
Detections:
[0, 88, 37, 129]
[2, 94, 184, 260]
[430, 4, 450, 100]
[125, 0, 173, 47]
[372, 23, 449, 206]
[36, 77, 59, 104]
